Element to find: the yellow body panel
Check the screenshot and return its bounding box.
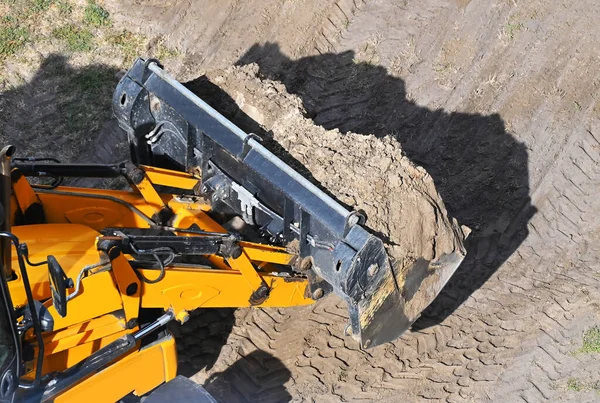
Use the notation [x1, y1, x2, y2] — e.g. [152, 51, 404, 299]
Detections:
[141, 165, 199, 190]
[42, 315, 127, 356]
[54, 335, 178, 402]
[6, 165, 314, 400]
[37, 187, 155, 230]
[40, 329, 131, 376]
[140, 267, 311, 310]
[8, 224, 106, 306]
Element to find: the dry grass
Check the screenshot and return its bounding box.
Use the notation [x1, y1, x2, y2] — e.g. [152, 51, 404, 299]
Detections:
[0, 0, 182, 163]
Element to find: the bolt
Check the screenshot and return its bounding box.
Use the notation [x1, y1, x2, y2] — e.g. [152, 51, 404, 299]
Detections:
[363, 339, 371, 349]
[347, 214, 360, 226]
[126, 282, 138, 296]
[249, 284, 270, 305]
[312, 288, 324, 300]
[367, 264, 379, 277]
[299, 256, 313, 272]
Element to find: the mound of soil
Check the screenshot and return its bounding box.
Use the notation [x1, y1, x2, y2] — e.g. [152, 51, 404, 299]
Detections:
[201, 64, 467, 276]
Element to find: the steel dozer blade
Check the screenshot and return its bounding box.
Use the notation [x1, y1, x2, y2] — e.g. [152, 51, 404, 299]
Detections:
[113, 59, 466, 348]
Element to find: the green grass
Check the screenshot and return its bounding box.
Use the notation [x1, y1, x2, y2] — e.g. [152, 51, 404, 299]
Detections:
[84, 0, 110, 27]
[577, 327, 600, 354]
[60, 66, 116, 133]
[31, 0, 55, 12]
[504, 22, 523, 40]
[57, 0, 72, 15]
[0, 19, 29, 58]
[155, 42, 179, 60]
[567, 378, 583, 392]
[108, 31, 144, 64]
[52, 25, 94, 52]
[68, 68, 115, 93]
[109, 31, 179, 65]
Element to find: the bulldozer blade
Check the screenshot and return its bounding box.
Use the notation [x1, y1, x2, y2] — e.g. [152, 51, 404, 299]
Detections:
[344, 242, 465, 348]
[113, 59, 466, 348]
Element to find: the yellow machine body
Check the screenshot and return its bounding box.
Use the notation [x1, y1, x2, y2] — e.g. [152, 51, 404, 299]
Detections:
[7, 165, 313, 401]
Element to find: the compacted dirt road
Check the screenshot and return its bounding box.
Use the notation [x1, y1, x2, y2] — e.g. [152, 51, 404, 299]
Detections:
[1, 0, 599, 401]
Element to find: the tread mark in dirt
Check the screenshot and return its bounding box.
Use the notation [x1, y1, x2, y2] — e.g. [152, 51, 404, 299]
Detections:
[178, 32, 599, 403]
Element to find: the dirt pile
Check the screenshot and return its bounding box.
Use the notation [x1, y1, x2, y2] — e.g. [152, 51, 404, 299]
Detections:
[202, 64, 467, 274]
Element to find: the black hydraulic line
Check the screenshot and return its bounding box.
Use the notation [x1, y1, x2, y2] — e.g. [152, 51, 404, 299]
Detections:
[35, 188, 158, 227]
[128, 244, 175, 284]
[0, 233, 44, 388]
[161, 226, 228, 237]
[35, 190, 232, 240]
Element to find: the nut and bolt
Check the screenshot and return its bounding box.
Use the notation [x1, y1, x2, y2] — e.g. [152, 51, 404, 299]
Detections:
[312, 288, 324, 300]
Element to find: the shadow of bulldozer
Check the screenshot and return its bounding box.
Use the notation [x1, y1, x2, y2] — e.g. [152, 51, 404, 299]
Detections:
[233, 43, 536, 330]
[203, 350, 293, 402]
[0, 54, 121, 163]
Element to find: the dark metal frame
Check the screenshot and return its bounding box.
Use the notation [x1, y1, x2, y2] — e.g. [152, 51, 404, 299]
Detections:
[112, 59, 411, 347]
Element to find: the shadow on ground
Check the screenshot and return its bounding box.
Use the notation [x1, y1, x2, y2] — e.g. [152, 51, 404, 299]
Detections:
[203, 350, 292, 402]
[170, 309, 236, 377]
[234, 43, 537, 329]
[0, 54, 121, 163]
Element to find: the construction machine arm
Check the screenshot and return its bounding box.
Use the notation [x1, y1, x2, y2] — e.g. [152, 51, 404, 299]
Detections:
[110, 59, 464, 348]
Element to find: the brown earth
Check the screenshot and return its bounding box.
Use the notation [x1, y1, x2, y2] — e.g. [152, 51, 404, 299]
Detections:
[1, 0, 599, 402]
[198, 64, 466, 283]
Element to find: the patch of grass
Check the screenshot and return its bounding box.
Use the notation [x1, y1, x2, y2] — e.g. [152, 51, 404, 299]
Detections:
[577, 327, 600, 354]
[61, 67, 116, 128]
[109, 32, 181, 65]
[567, 378, 584, 392]
[154, 39, 179, 60]
[68, 68, 115, 93]
[108, 31, 144, 64]
[0, 20, 29, 58]
[504, 21, 523, 40]
[84, 0, 110, 27]
[31, 0, 55, 13]
[52, 25, 94, 52]
[57, 0, 72, 15]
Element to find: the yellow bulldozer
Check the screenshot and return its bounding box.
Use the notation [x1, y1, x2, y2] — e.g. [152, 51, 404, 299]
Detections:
[0, 59, 465, 402]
